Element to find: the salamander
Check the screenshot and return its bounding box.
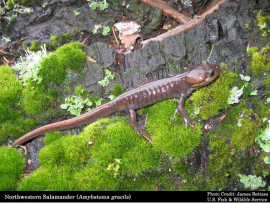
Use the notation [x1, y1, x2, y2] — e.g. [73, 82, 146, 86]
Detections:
[12, 61, 220, 147]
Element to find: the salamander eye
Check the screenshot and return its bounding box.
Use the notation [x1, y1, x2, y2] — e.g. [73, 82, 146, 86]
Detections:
[209, 70, 215, 77]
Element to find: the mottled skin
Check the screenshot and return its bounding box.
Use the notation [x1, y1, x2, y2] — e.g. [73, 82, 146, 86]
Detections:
[12, 61, 219, 147]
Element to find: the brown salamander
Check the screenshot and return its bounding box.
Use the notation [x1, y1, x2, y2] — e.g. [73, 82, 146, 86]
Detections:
[12, 61, 220, 147]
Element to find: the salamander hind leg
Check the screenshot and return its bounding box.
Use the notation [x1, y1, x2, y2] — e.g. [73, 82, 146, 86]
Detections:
[126, 106, 152, 144]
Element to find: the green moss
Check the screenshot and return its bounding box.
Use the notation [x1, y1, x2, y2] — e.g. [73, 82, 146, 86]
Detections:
[21, 0, 35, 5]
[87, 117, 161, 176]
[231, 108, 262, 151]
[74, 162, 120, 191]
[49, 33, 73, 47]
[0, 66, 23, 122]
[142, 99, 202, 158]
[0, 146, 25, 191]
[190, 69, 238, 120]
[247, 43, 270, 75]
[257, 10, 270, 37]
[120, 173, 169, 191]
[21, 81, 56, 115]
[6, 0, 35, 6]
[39, 54, 68, 86]
[18, 116, 163, 191]
[29, 40, 38, 51]
[111, 83, 126, 97]
[21, 42, 86, 116]
[49, 34, 62, 47]
[255, 151, 270, 176]
[38, 132, 91, 167]
[6, 0, 18, 7]
[0, 66, 37, 144]
[18, 165, 78, 191]
[205, 103, 260, 190]
[0, 118, 35, 145]
[74, 84, 86, 96]
[43, 131, 63, 145]
[54, 42, 86, 73]
[62, 32, 72, 40]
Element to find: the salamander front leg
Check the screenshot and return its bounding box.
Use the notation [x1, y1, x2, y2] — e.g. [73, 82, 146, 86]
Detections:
[126, 107, 152, 144]
[178, 95, 194, 129]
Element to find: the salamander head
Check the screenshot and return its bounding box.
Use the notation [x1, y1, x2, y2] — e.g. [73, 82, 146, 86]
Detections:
[186, 61, 220, 88]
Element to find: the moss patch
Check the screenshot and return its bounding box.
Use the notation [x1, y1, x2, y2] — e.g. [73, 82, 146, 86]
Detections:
[74, 162, 120, 191]
[142, 99, 202, 158]
[0, 66, 22, 122]
[247, 43, 270, 75]
[87, 117, 160, 176]
[19, 117, 162, 190]
[18, 165, 78, 191]
[0, 66, 35, 144]
[0, 147, 25, 191]
[21, 81, 56, 115]
[22, 42, 86, 116]
[190, 68, 238, 120]
[206, 102, 262, 189]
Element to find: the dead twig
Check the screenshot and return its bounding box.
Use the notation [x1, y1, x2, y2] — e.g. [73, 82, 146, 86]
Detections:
[0, 50, 16, 56]
[106, 14, 130, 20]
[142, 0, 228, 45]
[140, 0, 190, 24]
[112, 26, 120, 45]
[87, 56, 97, 63]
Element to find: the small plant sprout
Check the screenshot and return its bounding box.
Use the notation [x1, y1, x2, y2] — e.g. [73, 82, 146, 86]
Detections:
[239, 174, 266, 190]
[92, 24, 110, 36]
[92, 24, 102, 34]
[88, 0, 109, 11]
[102, 26, 110, 36]
[2, 36, 11, 43]
[98, 69, 114, 87]
[228, 86, 244, 105]
[74, 10, 80, 17]
[108, 95, 115, 100]
[6, 14, 17, 24]
[60, 96, 93, 116]
[95, 98, 103, 106]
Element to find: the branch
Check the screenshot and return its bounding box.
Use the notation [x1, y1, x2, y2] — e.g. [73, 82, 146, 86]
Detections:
[142, 0, 228, 45]
[139, 0, 190, 24]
